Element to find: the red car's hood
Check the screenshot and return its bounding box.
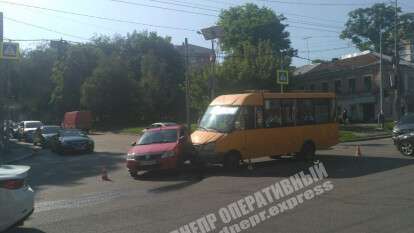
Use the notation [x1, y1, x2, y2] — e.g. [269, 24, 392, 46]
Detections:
[128, 142, 177, 155]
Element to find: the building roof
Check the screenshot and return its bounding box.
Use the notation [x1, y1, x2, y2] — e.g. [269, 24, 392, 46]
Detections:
[174, 43, 213, 56]
[293, 63, 321, 76]
[294, 51, 414, 77]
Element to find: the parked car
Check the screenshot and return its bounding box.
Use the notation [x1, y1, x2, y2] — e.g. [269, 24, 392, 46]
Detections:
[33, 125, 61, 148]
[0, 165, 34, 232]
[50, 129, 94, 155]
[62, 111, 92, 133]
[150, 122, 177, 127]
[393, 132, 414, 156]
[392, 114, 414, 140]
[17, 121, 43, 142]
[126, 124, 193, 177]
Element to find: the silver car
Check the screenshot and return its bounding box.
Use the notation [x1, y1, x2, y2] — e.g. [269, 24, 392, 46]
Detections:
[393, 114, 414, 142]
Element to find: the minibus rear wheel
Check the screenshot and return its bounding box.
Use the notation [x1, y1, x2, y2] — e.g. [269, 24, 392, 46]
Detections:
[224, 152, 240, 170]
[298, 141, 315, 161]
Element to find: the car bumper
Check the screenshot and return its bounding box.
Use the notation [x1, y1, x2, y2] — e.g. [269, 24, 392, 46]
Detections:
[61, 144, 93, 152]
[126, 156, 178, 171]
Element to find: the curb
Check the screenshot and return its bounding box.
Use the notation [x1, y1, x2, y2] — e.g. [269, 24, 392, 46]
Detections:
[340, 135, 392, 143]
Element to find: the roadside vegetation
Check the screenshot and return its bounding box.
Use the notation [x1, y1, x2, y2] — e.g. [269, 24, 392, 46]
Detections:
[0, 3, 412, 131]
[339, 122, 394, 142]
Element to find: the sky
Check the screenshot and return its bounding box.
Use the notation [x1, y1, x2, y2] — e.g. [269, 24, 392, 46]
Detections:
[1, 0, 413, 66]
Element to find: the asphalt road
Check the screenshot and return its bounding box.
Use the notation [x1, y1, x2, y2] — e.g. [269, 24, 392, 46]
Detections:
[6, 133, 414, 233]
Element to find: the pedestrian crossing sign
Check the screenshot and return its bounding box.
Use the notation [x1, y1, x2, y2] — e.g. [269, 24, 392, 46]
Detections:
[277, 70, 289, 85]
[1, 42, 20, 60]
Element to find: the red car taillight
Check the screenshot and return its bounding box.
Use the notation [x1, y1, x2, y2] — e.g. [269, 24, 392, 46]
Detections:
[0, 179, 25, 190]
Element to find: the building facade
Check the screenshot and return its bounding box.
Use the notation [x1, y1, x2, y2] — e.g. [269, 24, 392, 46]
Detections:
[174, 43, 214, 70]
[294, 51, 414, 122]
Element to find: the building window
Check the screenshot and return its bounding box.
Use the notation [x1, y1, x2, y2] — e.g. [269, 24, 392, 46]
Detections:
[334, 80, 342, 94]
[364, 76, 372, 92]
[348, 78, 356, 94]
[322, 82, 329, 91]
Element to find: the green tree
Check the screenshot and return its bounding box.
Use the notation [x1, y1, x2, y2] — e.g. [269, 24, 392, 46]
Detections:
[81, 56, 139, 125]
[50, 44, 102, 119]
[218, 3, 292, 55]
[341, 3, 414, 55]
[16, 47, 58, 121]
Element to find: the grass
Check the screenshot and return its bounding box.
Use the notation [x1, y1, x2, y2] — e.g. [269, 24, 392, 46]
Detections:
[119, 126, 147, 135]
[384, 121, 395, 131]
[339, 130, 364, 142]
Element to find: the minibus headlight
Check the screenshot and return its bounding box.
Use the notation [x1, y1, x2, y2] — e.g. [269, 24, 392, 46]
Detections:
[203, 142, 216, 152]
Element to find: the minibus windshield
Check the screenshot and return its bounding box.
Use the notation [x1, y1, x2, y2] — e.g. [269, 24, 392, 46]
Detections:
[199, 106, 239, 133]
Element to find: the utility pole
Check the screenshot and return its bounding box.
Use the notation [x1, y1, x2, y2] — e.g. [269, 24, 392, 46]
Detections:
[379, 27, 384, 115]
[210, 39, 216, 100]
[379, 26, 384, 128]
[393, 0, 401, 120]
[184, 38, 190, 130]
[303, 36, 312, 64]
[280, 51, 284, 93]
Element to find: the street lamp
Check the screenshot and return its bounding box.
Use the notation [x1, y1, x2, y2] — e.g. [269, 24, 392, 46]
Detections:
[199, 26, 224, 100]
[379, 27, 385, 129]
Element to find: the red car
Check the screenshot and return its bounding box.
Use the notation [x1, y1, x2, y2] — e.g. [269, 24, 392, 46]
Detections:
[126, 124, 194, 177]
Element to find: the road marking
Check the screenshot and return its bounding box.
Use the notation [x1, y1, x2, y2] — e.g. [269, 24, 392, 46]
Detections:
[35, 189, 147, 213]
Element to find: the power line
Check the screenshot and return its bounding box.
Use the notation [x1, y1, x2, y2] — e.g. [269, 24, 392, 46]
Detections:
[287, 25, 341, 33]
[255, 0, 372, 7]
[161, 0, 221, 10]
[0, 0, 347, 36]
[143, 0, 219, 12]
[298, 46, 354, 53]
[5, 17, 90, 41]
[0, 0, 198, 32]
[149, 0, 347, 25]
[108, 0, 217, 17]
[286, 20, 343, 30]
[3, 38, 54, 42]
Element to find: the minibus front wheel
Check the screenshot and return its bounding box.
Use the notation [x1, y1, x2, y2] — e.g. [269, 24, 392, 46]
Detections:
[223, 152, 240, 170]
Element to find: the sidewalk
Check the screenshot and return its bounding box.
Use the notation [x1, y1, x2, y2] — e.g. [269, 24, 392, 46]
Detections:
[0, 139, 36, 164]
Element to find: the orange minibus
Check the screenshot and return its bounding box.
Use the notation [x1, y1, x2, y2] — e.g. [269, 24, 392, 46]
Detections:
[191, 91, 339, 168]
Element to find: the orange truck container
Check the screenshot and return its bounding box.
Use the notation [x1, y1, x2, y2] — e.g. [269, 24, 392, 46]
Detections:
[62, 111, 92, 132]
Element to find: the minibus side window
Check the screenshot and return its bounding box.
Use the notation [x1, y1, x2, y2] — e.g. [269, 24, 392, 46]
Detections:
[281, 100, 296, 127]
[296, 99, 315, 125]
[264, 100, 282, 128]
[255, 107, 264, 128]
[234, 107, 255, 130]
[314, 99, 331, 123]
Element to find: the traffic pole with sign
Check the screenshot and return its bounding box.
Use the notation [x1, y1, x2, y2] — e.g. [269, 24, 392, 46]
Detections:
[1, 42, 20, 60]
[277, 70, 289, 93]
[0, 13, 20, 153]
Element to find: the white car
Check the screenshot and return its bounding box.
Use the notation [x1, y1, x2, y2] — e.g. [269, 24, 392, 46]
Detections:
[0, 165, 35, 232]
[18, 121, 43, 142]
